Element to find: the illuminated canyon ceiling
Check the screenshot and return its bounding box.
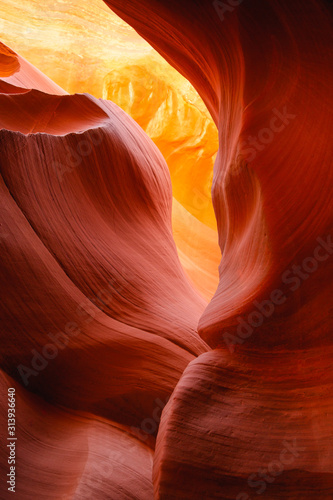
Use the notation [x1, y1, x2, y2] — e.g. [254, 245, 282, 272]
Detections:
[0, 0, 332, 499]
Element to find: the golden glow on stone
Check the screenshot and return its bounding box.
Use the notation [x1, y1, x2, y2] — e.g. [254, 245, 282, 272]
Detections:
[0, 0, 220, 298]
[103, 62, 218, 230]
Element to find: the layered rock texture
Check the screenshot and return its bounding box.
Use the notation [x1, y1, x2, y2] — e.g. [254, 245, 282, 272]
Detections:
[0, 40, 209, 498]
[102, 0, 333, 498]
[0, 0, 220, 298]
[1, 0, 333, 498]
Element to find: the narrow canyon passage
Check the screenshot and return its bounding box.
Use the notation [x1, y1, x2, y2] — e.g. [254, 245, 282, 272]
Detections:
[0, 1, 332, 499]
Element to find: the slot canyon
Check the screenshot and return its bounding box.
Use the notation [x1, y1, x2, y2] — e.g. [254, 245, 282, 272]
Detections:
[0, 0, 332, 498]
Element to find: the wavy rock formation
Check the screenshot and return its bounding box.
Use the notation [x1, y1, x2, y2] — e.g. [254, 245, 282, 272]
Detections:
[0, 42, 209, 498]
[0, 369, 155, 499]
[0, 41, 65, 95]
[103, 0, 333, 498]
[0, 43, 20, 77]
[0, 1, 221, 299]
[103, 63, 218, 229]
[1, 0, 332, 497]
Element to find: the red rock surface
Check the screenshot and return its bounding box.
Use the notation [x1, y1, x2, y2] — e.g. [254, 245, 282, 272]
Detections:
[103, 0, 333, 498]
[0, 1, 221, 300]
[0, 369, 154, 499]
[1, 0, 333, 497]
[0, 42, 208, 498]
[0, 41, 66, 95]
